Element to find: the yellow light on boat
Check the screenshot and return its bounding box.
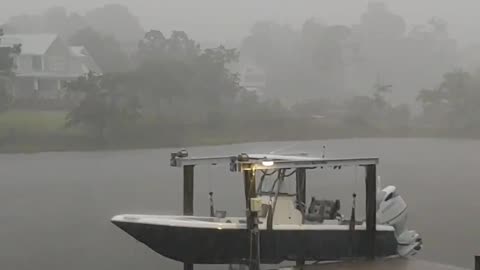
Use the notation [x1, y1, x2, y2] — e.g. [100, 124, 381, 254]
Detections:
[261, 160, 274, 167]
[217, 227, 223, 230]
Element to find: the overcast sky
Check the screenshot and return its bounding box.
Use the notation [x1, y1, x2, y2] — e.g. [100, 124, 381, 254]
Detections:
[2, 0, 480, 45]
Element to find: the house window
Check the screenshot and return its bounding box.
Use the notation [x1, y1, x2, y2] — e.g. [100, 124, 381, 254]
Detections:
[32, 55, 43, 71]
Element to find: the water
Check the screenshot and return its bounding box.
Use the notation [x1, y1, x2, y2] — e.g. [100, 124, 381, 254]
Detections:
[0, 138, 479, 270]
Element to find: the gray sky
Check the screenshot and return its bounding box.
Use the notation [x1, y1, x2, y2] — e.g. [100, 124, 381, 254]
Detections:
[2, 0, 480, 45]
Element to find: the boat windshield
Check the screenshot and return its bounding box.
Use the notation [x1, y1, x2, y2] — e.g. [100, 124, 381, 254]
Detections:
[257, 170, 296, 196]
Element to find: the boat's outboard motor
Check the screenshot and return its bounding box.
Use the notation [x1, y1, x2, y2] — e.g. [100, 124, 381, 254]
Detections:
[376, 186, 422, 257]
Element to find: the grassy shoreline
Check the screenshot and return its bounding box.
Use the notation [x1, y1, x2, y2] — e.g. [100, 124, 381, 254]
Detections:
[0, 110, 478, 154]
[1, 130, 478, 154]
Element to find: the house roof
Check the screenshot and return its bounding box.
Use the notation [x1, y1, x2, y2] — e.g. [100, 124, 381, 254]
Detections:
[69, 46, 102, 74]
[0, 34, 58, 55]
[69, 46, 87, 57]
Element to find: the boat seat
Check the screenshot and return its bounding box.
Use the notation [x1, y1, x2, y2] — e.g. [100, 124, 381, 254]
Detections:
[305, 197, 341, 223]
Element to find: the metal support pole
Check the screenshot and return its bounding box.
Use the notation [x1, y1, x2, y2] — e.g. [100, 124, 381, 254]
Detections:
[243, 170, 259, 270]
[365, 165, 377, 260]
[244, 170, 257, 226]
[183, 165, 194, 216]
[475, 255, 479, 270]
[296, 168, 306, 212]
[295, 168, 306, 267]
[249, 211, 260, 270]
[183, 165, 194, 270]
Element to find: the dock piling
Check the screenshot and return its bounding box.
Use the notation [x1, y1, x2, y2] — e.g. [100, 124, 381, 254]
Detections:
[183, 165, 195, 270]
[365, 164, 377, 260]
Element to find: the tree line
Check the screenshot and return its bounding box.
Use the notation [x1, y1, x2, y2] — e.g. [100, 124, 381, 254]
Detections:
[1, 2, 480, 151]
[62, 30, 291, 146]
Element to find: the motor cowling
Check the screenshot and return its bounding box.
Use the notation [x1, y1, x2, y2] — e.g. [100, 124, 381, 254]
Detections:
[376, 186, 422, 257]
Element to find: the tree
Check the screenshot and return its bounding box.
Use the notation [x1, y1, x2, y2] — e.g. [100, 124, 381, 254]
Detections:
[43, 7, 88, 38]
[85, 4, 144, 43]
[0, 29, 21, 112]
[65, 72, 140, 143]
[69, 28, 130, 73]
[136, 30, 239, 102]
[0, 29, 21, 73]
[137, 30, 200, 63]
[359, 2, 406, 40]
[417, 70, 480, 130]
[133, 30, 244, 128]
[344, 80, 410, 132]
[301, 20, 351, 72]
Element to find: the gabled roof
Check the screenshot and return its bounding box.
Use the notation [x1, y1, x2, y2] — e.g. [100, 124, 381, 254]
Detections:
[69, 46, 87, 57]
[0, 34, 58, 55]
[69, 46, 102, 74]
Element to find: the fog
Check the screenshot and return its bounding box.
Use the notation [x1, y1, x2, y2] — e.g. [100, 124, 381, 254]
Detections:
[2, 0, 480, 45]
[2, 1, 480, 269]
[1, 0, 480, 148]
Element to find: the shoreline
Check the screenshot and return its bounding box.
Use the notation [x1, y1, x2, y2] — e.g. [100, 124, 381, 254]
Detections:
[1, 133, 479, 154]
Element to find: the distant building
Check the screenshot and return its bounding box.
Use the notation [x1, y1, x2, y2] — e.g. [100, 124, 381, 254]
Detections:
[0, 34, 101, 100]
[240, 65, 267, 98]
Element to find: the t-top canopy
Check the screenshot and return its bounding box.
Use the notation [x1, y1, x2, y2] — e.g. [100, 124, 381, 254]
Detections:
[170, 150, 379, 171]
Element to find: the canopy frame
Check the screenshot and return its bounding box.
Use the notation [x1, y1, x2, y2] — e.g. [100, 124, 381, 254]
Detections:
[170, 150, 378, 269]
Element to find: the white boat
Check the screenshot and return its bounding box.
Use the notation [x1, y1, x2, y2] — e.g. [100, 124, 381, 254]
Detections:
[112, 151, 422, 267]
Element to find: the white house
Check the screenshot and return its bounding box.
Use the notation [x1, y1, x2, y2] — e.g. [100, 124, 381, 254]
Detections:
[0, 34, 101, 100]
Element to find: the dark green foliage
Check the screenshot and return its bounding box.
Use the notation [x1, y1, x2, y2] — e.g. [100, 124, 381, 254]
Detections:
[242, 3, 456, 104]
[64, 29, 289, 146]
[137, 30, 200, 63]
[0, 76, 13, 112]
[0, 28, 22, 74]
[0, 45, 21, 74]
[344, 82, 410, 132]
[0, 29, 21, 112]
[65, 72, 140, 143]
[417, 70, 480, 131]
[134, 30, 242, 118]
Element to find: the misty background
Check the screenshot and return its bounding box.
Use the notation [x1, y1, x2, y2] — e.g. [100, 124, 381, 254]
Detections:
[1, 0, 480, 152]
[1, 1, 480, 270]
[2, 0, 480, 45]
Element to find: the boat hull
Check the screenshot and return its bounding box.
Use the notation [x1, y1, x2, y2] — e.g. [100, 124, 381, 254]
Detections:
[112, 220, 397, 264]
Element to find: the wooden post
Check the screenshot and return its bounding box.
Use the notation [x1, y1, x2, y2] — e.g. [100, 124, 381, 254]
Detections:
[475, 256, 479, 270]
[365, 164, 377, 260]
[183, 165, 194, 270]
